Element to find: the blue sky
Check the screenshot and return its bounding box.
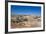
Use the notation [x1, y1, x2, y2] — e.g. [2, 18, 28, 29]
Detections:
[11, 5, 41, 16]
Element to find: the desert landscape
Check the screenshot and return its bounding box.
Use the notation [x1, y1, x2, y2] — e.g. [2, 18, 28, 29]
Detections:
[11, 15, 41, 28]
[11, 5, 41, 28]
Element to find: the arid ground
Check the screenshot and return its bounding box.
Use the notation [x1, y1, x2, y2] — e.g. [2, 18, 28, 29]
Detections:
[11, 15, 41, 28]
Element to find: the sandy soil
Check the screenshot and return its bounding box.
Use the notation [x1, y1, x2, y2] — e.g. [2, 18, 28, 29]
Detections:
[11, 15, 41, 28]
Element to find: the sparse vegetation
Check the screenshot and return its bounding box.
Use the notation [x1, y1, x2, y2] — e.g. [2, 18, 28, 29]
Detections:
[11, 15, 41, 28]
